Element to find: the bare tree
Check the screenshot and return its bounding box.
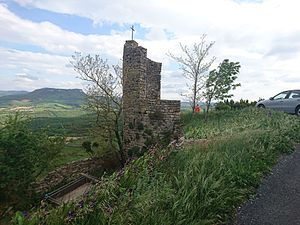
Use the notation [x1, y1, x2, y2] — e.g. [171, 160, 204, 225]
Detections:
[71, 53, 125, 166]
[168, 34, 216, 112]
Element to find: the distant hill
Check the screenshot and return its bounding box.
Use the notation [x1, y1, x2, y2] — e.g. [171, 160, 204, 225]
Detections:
[0, 90, 28, 97]
[180, 101, 217, 110]
[180, 101, 206, 109]
[0, 88, 86, 107]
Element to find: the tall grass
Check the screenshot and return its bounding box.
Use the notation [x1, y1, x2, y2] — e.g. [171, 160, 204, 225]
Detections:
[183, 108, 299, 141]
[14, 108, 300, 225]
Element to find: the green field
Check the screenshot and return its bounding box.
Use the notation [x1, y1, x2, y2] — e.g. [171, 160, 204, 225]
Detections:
[0, 103, 94, 135]
[40, 138, 89, 177]
[0, 103, 97, 178]
[14, 108, 300, 225]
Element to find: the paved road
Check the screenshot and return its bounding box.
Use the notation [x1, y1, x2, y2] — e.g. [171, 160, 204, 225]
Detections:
[234, 144, 300, 225]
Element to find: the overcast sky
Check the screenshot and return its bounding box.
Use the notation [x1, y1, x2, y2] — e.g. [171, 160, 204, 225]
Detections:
[0, 0, 300, 101]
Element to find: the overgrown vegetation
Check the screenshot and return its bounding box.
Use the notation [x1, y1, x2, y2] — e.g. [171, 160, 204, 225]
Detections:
[215, 99, 257, 111]
[204, 59, 241, 119]
[71, 53, 125, 166]
[0, 114, 64, 213]
[28, 114, 94, 136]
[168, 34, 216, 112]
[14, 108, 300, 225]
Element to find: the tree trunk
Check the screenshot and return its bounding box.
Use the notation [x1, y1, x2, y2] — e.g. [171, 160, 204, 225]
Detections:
[205, 99, 211, 122]
[115, 126, 125, 167]
[192, 76, 198, 113]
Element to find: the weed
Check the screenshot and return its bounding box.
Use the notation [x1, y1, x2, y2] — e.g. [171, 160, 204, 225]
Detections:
[12, 108, 300, 225]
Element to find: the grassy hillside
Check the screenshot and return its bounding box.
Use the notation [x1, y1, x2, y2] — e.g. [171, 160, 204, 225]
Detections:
[0, 103, 91, 135]
[12, 108, 300, 225]
[0, 88, 85, 107]
[0, 106, 95, 189]
[29, 113, 95, 136]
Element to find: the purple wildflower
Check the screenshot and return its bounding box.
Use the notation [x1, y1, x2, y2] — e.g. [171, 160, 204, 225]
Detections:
[22, 211, 29, 218]
[78, 200, 84, 208]
[268, 111, 272, 117]
[67, 210, 76, 219]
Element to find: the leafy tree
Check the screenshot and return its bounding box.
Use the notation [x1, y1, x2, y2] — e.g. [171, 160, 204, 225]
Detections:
[71, 53, 125, 166]
[204, 59, 241, 119]
[168, 34, 216, 113]
[214, 101, 231, 111]
[82, 140, 93, 156]
[215, 99, 257, 111]
[81, 141, 102, 157]
[0, 113, 64, 208]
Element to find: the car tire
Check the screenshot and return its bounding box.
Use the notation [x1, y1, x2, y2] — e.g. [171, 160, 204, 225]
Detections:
[257, 104, 265, 109]
[296, 105, 300, 116]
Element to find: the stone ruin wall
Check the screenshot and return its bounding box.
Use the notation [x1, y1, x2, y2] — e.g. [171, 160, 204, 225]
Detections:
[33, 157, 103, 194]
[33, 41, 181, 194]
[33, 157, 120, 194]
[123, 40, 181, 155]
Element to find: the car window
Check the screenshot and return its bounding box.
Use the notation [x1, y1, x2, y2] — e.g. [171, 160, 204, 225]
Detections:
[273, 92, 289, 100]
[288, 91, 300, 99]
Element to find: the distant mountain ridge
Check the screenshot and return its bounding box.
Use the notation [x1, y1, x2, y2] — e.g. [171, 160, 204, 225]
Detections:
[0, 90, 29, 97]
[0, 88, 86, 107]
[0, 88, 208, 109]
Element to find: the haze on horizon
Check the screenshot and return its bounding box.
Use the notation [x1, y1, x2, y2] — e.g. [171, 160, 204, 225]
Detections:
[0, 0, 300, 101]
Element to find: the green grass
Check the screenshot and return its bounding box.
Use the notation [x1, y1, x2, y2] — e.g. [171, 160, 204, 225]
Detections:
[0, 103, 94, 136]
[12, 108, 300, 225]
[0, 106, 95, 181]
[28, 114, 95, 136]
[39, 139, 89, 177]
[182, 108, 299, 140]
[0, 103, 87, 122]
[57, 141, 88, 165]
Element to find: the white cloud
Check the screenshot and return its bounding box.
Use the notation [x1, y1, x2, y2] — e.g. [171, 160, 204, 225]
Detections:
[0, 47, 72, 75]
[1, 0, 300, 100]
[0, 47, 83, 90]
[15, 73, 39, 81]
[13, 0, 300, 37]
[145, 27, 167, 41]
[0, 4, 127, 57]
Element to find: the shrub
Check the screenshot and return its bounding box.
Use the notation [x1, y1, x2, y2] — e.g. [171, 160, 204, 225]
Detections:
[81, 140, 93, 156]
[215, 99, 257, 111]
[0, 113, 64, 209]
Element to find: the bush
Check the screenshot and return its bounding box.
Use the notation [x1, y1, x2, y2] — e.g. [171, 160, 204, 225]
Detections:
[0, 113, 64, 209]
[81, 140, 93, 156]
[215, 99, 257, 111]
[215, 102, 231, 111]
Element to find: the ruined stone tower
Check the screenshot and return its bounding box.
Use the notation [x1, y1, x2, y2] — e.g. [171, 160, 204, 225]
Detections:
[123, 40, 181, 156]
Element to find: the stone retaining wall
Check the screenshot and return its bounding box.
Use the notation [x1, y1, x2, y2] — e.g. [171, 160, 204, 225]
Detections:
[33, 157, 113, 194]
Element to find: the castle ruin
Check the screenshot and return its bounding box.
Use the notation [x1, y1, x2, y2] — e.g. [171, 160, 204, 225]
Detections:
[123, 40, 181, 156]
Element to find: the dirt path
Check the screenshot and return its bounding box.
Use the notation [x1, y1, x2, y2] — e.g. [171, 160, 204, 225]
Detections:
[233, 144, 300, 225]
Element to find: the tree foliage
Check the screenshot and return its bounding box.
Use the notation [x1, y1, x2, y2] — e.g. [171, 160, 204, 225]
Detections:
[168, 34, 215, 112]
[215, 99, 257, 111]
[81, 140, 94, 156]
[204, 59, 241, 118]
[0, 113, 64, 207]
[71, 53, 125, 165]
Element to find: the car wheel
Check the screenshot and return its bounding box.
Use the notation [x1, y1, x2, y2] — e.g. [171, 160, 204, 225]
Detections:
[257, 104, 265, 109]
[296, 105, 300, 116]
